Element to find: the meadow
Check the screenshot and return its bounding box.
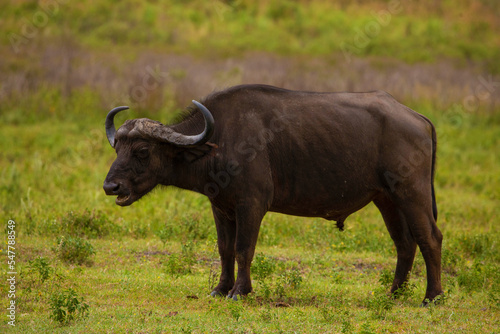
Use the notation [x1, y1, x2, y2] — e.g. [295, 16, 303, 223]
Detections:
[1, 0, 500, 333]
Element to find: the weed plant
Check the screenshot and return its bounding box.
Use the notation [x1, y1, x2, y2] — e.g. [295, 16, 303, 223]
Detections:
[26, 257, 53, 284]
[49, 288, 89, 325]
[163, 242, 197, 277]
[54, 236, 96, 266]
[60, 210, 122, 238]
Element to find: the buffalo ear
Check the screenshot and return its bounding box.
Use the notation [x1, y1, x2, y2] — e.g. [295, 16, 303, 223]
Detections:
[182, 142, 218, 163]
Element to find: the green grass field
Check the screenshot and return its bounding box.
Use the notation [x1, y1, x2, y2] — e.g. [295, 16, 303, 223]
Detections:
[1, 0, 500, 333]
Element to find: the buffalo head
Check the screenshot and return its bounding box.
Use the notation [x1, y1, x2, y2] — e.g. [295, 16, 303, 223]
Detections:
[102, 100, 214, 206]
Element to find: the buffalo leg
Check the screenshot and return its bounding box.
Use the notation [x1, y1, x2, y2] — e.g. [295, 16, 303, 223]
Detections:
[210, 206, 236, 297]
[398, 204, 443, 303]
[227, 202, 266, 300]
[374, 195, 417, 295]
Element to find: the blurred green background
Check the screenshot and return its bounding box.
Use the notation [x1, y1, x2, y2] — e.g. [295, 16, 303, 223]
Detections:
[1, 0, 500, 122]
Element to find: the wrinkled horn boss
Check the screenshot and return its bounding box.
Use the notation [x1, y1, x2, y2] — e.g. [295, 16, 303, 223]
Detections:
[104, 100, 214, 148]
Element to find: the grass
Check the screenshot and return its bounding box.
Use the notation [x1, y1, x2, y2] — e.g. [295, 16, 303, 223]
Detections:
[0, 101, 499, 332]
[3, 235, 500, 332]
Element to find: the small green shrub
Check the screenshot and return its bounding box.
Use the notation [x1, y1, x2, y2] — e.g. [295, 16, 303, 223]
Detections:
[459, 233, 498, 261]
[183, 214, 212, 240]
[378, 268, 393, 289]
[155, 227, 170, 247]
[259, 280, 272, 300]
[488, 284, 500, 308]
[60, 209, 120, 238]
[392, 280, 416, 301]
[424, 294, 446, 313]
[153, 215, 212, 242]
[457, 262, 486, 292]
[367, 287, 395, 319]
[274, 269, 304, 298]
[132, 225, 148, 239]
[255, 269, 303, 300]
[163, 243, 196, 277]
[441, 246, 462, 275]
[274, 275, 287, 298]
[208, 261, 219, 292]
[181, 241, 196, 260]
[27, 257, 53, 283]
[154, 222, 180, 243]
[378, 269, 415, 301]
[54, 236, 95, 266]
[284, 268, 303, 289]
[49, 288, 89, 325]
[164, 254, 188, 277]
[252, 253, 277, 281]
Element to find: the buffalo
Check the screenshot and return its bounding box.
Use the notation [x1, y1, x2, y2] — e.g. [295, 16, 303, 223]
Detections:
[103, 84, 443, 304]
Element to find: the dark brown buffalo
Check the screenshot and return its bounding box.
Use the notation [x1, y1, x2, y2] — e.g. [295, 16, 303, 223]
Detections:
[103, 84, 443, 304]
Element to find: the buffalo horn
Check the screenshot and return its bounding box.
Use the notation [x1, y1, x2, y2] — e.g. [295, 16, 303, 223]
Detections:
[152, 100, 215, 147]
[105, 106, 129, 148]
[183, 100, 215, 146]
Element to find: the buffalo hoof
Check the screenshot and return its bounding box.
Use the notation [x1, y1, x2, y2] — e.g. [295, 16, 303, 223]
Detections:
[210, 290, 225, 298]
[420, 293, 445, 307]
[226, 293, 240, 301]
[210, 282, 234, 298]
[227, 286, 251, 301]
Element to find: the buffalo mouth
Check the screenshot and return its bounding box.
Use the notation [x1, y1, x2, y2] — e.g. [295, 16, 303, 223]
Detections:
[114, 188, 152, 206]
[115, 193, 134, 206]
[103, 180, 154, 206]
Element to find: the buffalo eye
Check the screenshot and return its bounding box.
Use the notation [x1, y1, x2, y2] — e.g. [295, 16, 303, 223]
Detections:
[136, 147, 150, 160]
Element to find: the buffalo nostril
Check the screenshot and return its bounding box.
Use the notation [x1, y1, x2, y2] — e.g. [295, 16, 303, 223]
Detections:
[103, 182, 120, 195]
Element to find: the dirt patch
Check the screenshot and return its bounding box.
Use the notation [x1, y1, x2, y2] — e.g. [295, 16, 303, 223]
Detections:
[133, 250, 170, 260]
